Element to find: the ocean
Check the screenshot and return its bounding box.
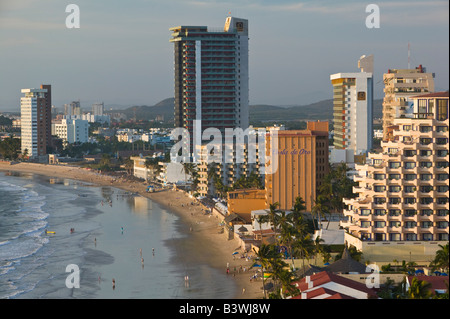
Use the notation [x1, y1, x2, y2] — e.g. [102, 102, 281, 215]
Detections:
[0, 171, 236, 299]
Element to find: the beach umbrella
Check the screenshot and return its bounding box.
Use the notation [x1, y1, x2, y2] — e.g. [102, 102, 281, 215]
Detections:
[252, 264, 262, 267]
[434, 271, 441, 276]
[415, 269, 424, 274]
[232, 252, 239, 255]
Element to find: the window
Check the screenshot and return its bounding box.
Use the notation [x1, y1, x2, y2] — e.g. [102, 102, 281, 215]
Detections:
[389, 162, 401, 169]
[374, 221, 386, 228]
[437, 221, 449, 229]
[421, 221, 433, 229]
[421, 209, 433, 216]
[419, 150, 432, 157]
[360, 221, 370, 228]
[404, 221, 417, 229]
[437, 150, 448, 157]
[374, 185, 386, 192]
[360, 209, 371, 216]
[437, 185, 449, 193]
[403, 125, 412, 131]
[403, 186, 415, 194]
[374, 209, 386, 216]
[420, 185, 433, 193]
[405, 233, 417, 241]
[436, 126, 448, 132]
[389, 186, 401, 193]
[420, 174, 432, 181]
[436, 161, 449, 168]
[404, 150, 416, 157]
[437, 209, 449, 216]
[404, 162, 416, 169]
[389, 221, 401, 228]
[404, 174, 416, 181]
[405, 209, 417, 216]
[420, 197, 433, 204]
[436, 138, 448, 145]
[422, 233, 433, 241]
[419, 126, 432, 133]
[404, 198, 416, 204]
[420, 138, 432, 145]
[419, 161, 432, 168]
[437, 174, 449, 181]
[389, 209, 401, 216]
[437, 197, 449, 205]
[375, 197, 386, 204]
[390, 233, 401, 241]
[437, 99, 449, 121]
[374, 174, 386, 180]
[389, 174, 401, 180]
[389, 197, 401, 204]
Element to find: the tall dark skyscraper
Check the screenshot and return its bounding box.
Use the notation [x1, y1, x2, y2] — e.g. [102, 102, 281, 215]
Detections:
[170, 16, 249, 155]
[40, 84, 52, 149]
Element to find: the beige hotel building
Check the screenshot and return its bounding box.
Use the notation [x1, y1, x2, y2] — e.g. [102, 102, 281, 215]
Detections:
[342, 92, 449, 243]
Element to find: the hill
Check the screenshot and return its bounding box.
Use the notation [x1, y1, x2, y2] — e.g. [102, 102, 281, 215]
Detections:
[107, 97, 383, 123]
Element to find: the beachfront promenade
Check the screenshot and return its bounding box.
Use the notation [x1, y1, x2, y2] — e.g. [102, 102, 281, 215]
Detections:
[0, 161, 264, 299]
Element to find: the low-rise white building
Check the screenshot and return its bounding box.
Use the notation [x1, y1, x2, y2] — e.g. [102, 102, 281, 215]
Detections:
[52, 118, 89, 144]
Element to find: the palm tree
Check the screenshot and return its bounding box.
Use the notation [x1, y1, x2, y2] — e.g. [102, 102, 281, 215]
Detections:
[124, 158, 134, 175]
[407, 277, 432, 299]
[181, 162, 197, 188]
[312, 236, 325, 266]
[430, 244, 449, 274]
[253, 244, 279, 299]
[144, 158, 160, 181]
[292, 233, 313, 277]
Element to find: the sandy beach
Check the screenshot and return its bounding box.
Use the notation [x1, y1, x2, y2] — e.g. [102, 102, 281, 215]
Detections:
[0, 162, 264, 299]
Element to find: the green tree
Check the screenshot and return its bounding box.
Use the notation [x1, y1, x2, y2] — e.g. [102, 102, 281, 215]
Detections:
[0, 136, 20, 160]
[430, 244, 449, 274]
[253, 244, 280, 299]
[407, 277, 432, 299]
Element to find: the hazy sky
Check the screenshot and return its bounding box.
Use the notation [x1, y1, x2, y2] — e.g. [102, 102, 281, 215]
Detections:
[0, 0, 448, 112]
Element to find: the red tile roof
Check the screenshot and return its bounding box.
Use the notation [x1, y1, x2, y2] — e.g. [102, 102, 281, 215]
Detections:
[291, 271, 378, 299]
[407, 276, 449, 294]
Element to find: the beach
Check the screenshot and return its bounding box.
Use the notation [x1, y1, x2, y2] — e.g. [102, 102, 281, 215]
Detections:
[0, 162, 263, 299]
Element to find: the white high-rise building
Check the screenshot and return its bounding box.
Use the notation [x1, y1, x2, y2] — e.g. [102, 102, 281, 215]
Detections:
[330, 55, 374, 162]
[20, 88, 48, 158]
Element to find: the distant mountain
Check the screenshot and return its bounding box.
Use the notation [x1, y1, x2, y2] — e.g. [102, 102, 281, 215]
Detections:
[106, 98, 174, 122]
[106, 97, 382, 123]
[250, 99, 382, 122]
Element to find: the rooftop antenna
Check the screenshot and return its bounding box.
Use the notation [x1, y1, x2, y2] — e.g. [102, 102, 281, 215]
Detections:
[408, 42, 411, 69]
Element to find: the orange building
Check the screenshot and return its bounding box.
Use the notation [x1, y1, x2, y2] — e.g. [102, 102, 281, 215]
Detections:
[227, 189, 266, 223]
[265, 121, 329, 211]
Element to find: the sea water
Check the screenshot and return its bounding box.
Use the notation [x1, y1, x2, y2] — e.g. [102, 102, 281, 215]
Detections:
[0, 171, 236, 299]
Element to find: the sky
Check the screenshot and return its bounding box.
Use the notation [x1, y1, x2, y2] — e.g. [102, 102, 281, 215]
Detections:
[0, 0, 448, 112]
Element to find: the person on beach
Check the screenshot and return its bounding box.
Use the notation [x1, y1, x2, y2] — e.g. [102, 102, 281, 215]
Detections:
[112, 278, 116, 289]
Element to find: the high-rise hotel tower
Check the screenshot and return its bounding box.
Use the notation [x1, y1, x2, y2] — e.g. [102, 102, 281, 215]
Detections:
[170, 17, 249, 156]
[381, 65, 434, 141]
[330, 55, 374, 158]
[20, 85, 52, 158]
